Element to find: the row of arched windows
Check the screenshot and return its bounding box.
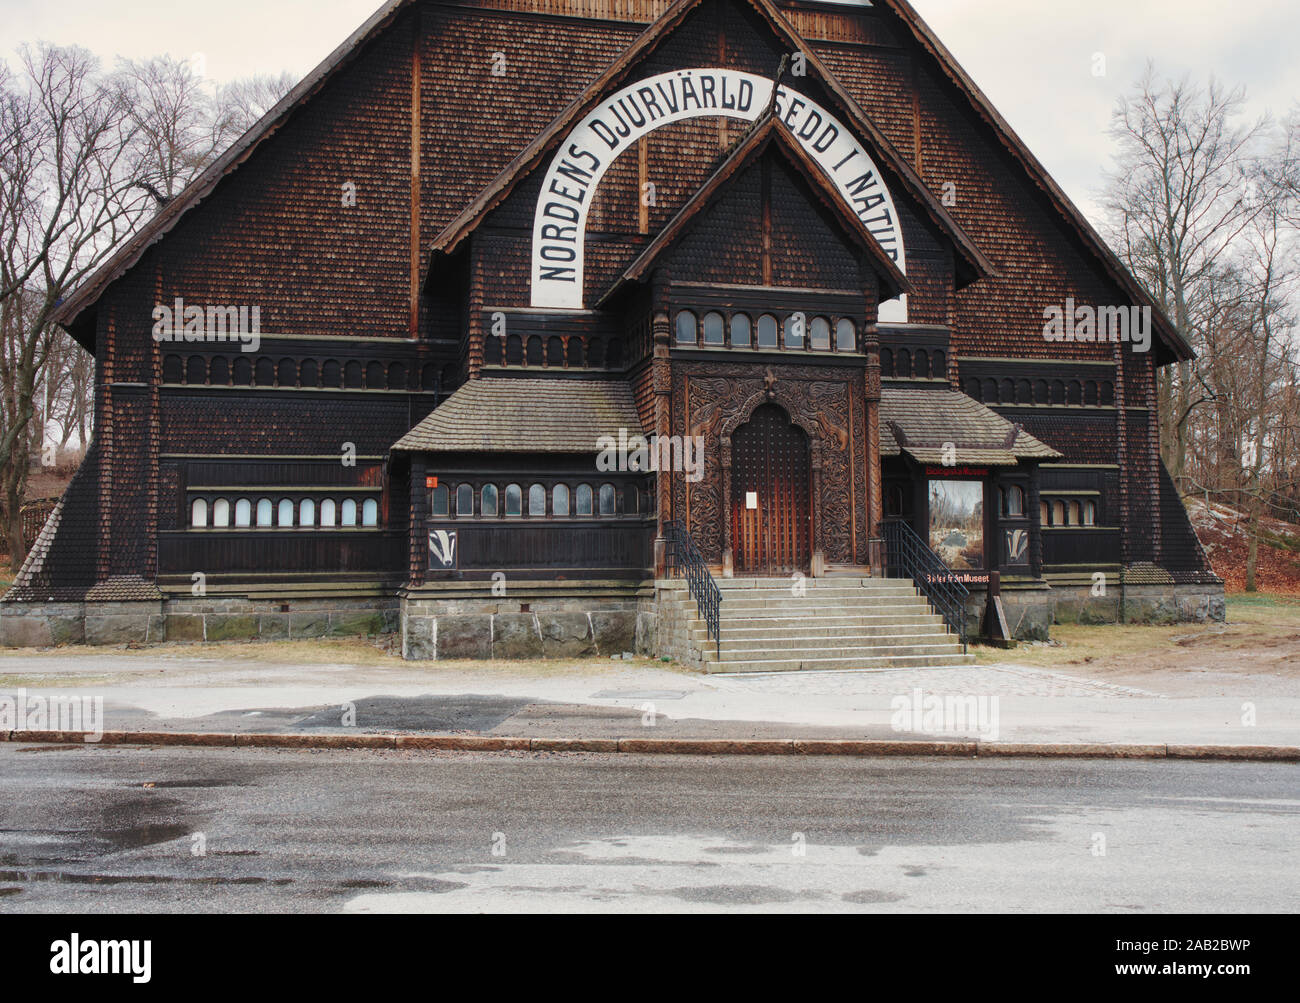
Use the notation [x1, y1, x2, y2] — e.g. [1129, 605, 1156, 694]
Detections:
[881, 346, 947, 381]
[164, 355, 452, 392]
[190, 496, 380, 529]
[483, 334, 623, 370]
[675, 310, 858, 353]
[1042, 498, 1098, 527]
[964, 375, 1116, 408]
[430, 481, 647, 519]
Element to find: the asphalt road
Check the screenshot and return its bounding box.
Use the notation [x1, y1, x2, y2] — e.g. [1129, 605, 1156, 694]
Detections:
[0, 744, 1295, 912]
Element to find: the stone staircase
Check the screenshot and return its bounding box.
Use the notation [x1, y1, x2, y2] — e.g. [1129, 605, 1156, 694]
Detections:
[657, 576, 974, 673]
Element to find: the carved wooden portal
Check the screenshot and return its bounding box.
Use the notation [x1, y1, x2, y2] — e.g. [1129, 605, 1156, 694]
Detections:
[729, 403, 811, 575]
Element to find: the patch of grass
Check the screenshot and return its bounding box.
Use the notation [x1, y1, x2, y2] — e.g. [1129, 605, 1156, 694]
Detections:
[0, 674, 118, 689]
[974, 593, 1300, 669]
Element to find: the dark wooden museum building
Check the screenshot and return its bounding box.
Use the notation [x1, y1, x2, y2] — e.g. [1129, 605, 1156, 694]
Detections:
[2, 0, 1224, 667]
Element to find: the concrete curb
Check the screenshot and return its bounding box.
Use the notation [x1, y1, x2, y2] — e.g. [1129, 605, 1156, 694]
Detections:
[2, 729, 1298, 761]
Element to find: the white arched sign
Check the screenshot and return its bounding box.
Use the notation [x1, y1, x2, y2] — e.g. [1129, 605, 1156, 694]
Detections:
[530, 67, 908, 321]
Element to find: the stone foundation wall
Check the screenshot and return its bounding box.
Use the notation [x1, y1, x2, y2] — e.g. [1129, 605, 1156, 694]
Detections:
[399, 587, 657, 661]
[0, 596, 397, 648]
[1050, 583, 1226, 626]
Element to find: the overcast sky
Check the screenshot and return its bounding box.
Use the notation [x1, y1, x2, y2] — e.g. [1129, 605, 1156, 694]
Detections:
[1, 0, 1295, 221]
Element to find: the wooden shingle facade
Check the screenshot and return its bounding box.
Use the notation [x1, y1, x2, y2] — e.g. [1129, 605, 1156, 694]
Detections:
[2, 0, 1224, 652]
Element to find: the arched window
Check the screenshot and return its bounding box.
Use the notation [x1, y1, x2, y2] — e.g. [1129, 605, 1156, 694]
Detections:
[209, 356, 229, 385]
[1051, 500, 1065, 526]
[234, 498, 252, 527]
[456, 484, 474, 517]
[587, 338, 605, 368]
[431, 485, 449, 517]
[598, 483, 617, 516]
[344, 361, 363, 388]
[915, 349, 930, 379]
[566, 338, 584, 368]
[810, 316, 831, 351]
[163, 355, 183, 383]
[547, 337, 564, 367]
[757, 314, 779, 348]
[232, 357, 253, 386]
[481, 484, 499, 517]
[321, 360, 341, 387]
[881, 348, 895, 377]
[483, 337, 503, 366]
[553, 483, 570, 517]
[1041, 501, 1050, 526]
[885, 485, 905, 517]
[624, 483, 640, 514]
[213, 499, 230, 528]
[835, 318, 855, 352]
[1067, 380, 1082, 405]
[278, 499, 294, 527]
[702, 311, 725, 345]
[387, 362, 406, 390]
[932, 350, 947, 379]
[526, 336, 543, 366]
[278, 358, 296, 387]
[299, 359, 318, 387]
[299, 498, 316, 527]
[256, 498, 273, 527]
[1002, 485, 1024, 517]
[575, 483, 594, 517]
[528, 483, 546, 516]
[319, 498, 336, 527]
[362, 499, 378, 527]
[506, 335, 523, 366]
[783, 313, 804, 349]
[340, 499, 357, 527]
[1083, 500, 1097, 526]
[366, 361, 385, 387]
[675, 311, 697, 345]
[898, 349, 913, 379]
[191, 498, 208, 528]
[1067, 501, 1081, 526]
[187, 356, 207, 385]
[504, 484, 522, 517]
[730, 313, 752, 348]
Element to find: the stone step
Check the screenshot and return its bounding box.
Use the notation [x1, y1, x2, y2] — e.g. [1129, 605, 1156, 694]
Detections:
[704, 640, 966, 662]
[708, 598, 936, 615]
[703, 652, 977, 674]
[702, 630, 957, 651]
[689, 613, 946, 631]
[689, 619, 946, 641]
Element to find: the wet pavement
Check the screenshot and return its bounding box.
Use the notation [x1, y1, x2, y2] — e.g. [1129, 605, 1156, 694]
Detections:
[0, 743, 1296, 912]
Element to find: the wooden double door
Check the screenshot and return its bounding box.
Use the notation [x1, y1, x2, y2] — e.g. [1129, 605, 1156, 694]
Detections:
[730, 403, 811, 575]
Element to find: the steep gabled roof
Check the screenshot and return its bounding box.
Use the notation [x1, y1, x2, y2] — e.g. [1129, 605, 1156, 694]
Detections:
[52, 0, 417, 341]
[426, 0, 995, 287]
[600, 113, 912, 307]
[877, 0, 1191, 362]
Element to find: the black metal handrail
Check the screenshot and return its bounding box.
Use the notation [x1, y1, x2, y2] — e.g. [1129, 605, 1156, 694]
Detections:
[880, 520, 969, 652]
[663, 520, 722, 660]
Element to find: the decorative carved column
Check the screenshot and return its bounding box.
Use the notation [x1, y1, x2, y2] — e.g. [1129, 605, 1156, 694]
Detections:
[720, 434, 734, 577]
[651, 303, 672, 578]
[862, 290, 884, 572]
[810, 443, 825, 578]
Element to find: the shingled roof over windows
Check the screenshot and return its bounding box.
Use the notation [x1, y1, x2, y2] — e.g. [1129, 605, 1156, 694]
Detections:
[881, 387, 1062, 466]
[391, 377, 644, 453]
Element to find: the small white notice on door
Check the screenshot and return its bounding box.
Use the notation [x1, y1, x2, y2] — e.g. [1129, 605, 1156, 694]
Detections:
[746, 492, 758, 510]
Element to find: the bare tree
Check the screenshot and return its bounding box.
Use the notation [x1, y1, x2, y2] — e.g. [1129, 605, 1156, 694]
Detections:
[0, 44, 151, 570]
[213, 72, 296, 149]
[1103, 66, 1268, 486]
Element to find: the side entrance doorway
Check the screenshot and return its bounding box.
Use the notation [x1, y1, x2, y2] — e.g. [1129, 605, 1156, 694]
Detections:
[729, 402, 811, 575]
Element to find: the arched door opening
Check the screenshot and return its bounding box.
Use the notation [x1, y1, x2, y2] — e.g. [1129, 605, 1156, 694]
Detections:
[729, 403, 811, 575]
